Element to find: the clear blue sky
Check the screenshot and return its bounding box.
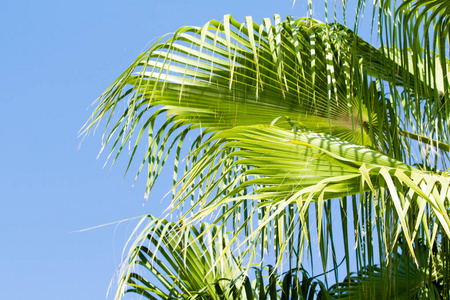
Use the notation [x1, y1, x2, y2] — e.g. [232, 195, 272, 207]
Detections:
[1, 1, 369, 299]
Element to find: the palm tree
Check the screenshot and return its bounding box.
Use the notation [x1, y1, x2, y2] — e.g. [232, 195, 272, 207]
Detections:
[83, 2, 450, 298]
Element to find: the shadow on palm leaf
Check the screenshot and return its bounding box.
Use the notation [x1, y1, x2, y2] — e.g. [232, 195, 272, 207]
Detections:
[328, 242, 444, 299]
[228, 266, 332, 300]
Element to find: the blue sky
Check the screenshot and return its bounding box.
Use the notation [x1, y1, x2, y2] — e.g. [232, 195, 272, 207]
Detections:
[1, 1, 369, 299]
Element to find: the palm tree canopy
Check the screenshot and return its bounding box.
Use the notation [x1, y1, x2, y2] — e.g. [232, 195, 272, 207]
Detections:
[84, 11, 450, 300]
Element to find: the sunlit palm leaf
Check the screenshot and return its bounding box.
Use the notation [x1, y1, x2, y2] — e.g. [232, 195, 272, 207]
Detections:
[168, 125, 450, 267]
[115, 216, 246, 300]
[116, 216, 336, 300]
[82, 15, 428, 198]
[83, 12, 450, 299]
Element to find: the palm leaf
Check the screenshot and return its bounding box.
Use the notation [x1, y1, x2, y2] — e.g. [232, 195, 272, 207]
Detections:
[83, 13, 450, 299]
[115, 216, 246, 300]
[328, 242, 443, 299]
[169, 125, 450, 268]
[82, 15, 434, 199]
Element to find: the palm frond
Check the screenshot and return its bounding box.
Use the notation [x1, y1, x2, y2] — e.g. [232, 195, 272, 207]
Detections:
[115, 216, 245, 300]
[169, 125, 450, 268]
[329, 242, 443, 299]
[374, 0, 450, 170]
[83, 13, 450, 300]
[82, 15, 433, 199]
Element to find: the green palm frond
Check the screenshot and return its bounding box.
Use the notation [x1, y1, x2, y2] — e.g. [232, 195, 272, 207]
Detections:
[82, 15, 435, 199]
[397, 0, 450, 59]
[170, 125, 450, 266]
[329, 242, 444, 299]
[374, 0, 450, 169]
[116, 215, 336, 300]
[235, 265, 332, 300]
[84, 13, 450, 300]
[116, 216, 245, 300]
